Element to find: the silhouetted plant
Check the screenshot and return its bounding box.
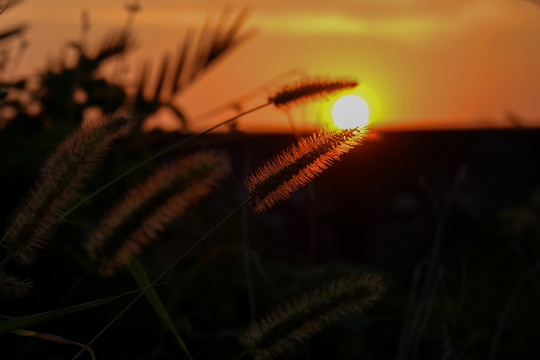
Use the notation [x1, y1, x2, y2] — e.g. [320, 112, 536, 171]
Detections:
[246, 126, 367, 212]
[269, 78, 358, 108]
[39, 31, 134, 125]
[240, 273, 386, 360]
[0, 12, 27, 109]
[1, 116, 134, 267]
[132, 9, 254, 130]
[0, 271, 31, 299]
[0, 4, 387, 359]
[86, 151, 230, 276]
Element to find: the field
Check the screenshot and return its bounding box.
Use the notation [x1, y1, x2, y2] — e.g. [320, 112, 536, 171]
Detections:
[2, 127, 540, 359]
[2, 1, 540, 358]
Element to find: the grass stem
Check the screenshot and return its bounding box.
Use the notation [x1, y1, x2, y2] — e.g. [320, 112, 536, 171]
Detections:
[232, 349, 249, 360]
[72, 198, 250, 360]
[488, 261, 540, 360]
[59, 103, 270, 223]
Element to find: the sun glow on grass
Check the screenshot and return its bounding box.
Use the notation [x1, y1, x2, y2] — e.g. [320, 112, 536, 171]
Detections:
[332, 95, 370, 129]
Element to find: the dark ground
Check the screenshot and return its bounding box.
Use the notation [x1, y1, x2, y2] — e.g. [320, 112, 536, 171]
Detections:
[1, 128, 540, 359]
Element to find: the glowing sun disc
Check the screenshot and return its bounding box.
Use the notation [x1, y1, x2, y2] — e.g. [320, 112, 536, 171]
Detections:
[332, 95, 370, 129]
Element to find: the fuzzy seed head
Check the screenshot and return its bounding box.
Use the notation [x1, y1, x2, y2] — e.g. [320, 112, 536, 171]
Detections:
[269, 78, 358, 108]
[240, 273, 386, 360]
[86, 151, 230, 276]
[245, 127, 367, 212]
[2, 116, 134, 267]
[0, 272, 33, 299]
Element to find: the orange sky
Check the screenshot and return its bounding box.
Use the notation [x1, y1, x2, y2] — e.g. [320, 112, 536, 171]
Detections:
[2, 0, 540, 131]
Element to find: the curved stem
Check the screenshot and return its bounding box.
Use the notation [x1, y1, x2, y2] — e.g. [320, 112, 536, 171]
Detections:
[0, 102, 270, 250]
[59, 102, 269, 222]
[0, 254, 13, 272]
[72, 198, 250, 360]
[18, 270, 90, 360]
[242, 151, 256, 322]
[398, 169, 465, 360]
[233, 349, 249, 360]
[488, 261, 540, 360]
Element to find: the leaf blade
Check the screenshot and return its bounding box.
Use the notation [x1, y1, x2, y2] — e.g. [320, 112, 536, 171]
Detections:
[0, 289, 139, 334]
[14, 329, 96, 360]
[127, 255, 193, 360]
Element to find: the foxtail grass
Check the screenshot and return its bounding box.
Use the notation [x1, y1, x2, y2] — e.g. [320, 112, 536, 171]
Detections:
[72, 198, 250, 360]
[86, 151, 230, 276]
[245, 126, 367, 212]
[1, 75, 362, 355]
[190, 77, 359, 132]
[0, 271, 32, 299]
[240, 273, 386, 360]
[1, 116, 133, 267]
[268, 78, 358, 108]
[44, 76, 358, 229]
[72, 123, 367, 357]
[72, 123, 367, 358]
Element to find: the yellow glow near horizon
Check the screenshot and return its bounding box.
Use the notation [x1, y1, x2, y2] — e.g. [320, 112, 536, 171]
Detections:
[332, 95, 370, 129]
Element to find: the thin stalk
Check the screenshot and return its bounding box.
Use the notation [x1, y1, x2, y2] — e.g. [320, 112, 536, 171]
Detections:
[0, 254, 12, 272]
[242, 150, 256, 322]
[0, 102, 269, 248]
[18, 270, 90, 360]
[488, 261, 540, 360]
[397, 169, 465, 360]
[410, 172, 464, 358]
[61, 219, 97, 231]
[251, 250, 284, 303]
[72, 198, 250, 360]
[396, 260, 428, 360]
[233, 349, 249, 360]
[191, 70, 304, 122]
[242, 202, 256, 322]
[307, 183, 317, 268]
[58, 102, 269, 223]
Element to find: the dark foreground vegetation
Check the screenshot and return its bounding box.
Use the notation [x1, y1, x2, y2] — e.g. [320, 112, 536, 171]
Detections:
[2, 128, 540, 359]
[1, 1, 540, 359]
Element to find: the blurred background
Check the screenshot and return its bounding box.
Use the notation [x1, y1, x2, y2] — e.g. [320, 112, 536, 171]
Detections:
[1, 1, 540, 359]
[1, 0, 540, 132]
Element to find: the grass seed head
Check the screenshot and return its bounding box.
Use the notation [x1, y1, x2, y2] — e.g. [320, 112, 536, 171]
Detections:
[86, 151, 230, 276]
[245, 126, 367, 212]
[269, 78, 358, 108]
[0, 271, 33, 299]
[2, 116, 134, 267]
[240, 273, 386, 360]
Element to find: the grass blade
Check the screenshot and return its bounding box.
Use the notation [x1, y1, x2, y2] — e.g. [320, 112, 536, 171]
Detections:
[153, 54, 170, 102]
[127, 255, 194, 360]
[14, 329, 96, 360]
[72, 199, 250, 360]
[0, 24, 27, 42]
[171, 31, 193, 94]
[165, 103, 188, 130]
[0, 289, 139, 334]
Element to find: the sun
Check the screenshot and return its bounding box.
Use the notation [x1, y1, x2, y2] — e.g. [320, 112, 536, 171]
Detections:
[332, 95, 370, 129]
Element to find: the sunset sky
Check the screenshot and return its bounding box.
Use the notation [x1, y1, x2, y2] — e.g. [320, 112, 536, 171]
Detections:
[2, 0, 540, 131]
